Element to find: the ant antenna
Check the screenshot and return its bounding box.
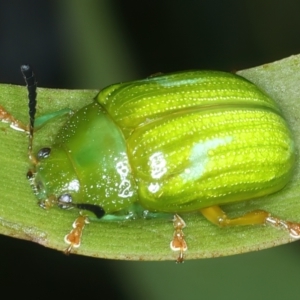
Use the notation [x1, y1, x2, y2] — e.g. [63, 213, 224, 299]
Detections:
[20, 65, 37, 164]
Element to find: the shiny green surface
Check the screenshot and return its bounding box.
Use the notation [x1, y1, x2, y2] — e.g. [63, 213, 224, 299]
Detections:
[35, 103, 138, 214]
[36, 70, 295, 216]
[97, 71, 280, 132]
[128, 107, 294, 211]
[97, 71, 294, 212]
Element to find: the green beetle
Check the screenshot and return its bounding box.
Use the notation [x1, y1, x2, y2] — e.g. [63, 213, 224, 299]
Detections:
[1, 65, 299, 262]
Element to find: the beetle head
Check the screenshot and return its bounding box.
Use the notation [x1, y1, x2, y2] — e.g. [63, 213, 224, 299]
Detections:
[32, 146, 81, 211]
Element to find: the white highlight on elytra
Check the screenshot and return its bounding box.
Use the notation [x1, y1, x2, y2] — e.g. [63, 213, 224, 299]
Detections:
[149, 151, 167, 179]
[181, 136, 233, 182]
[148, 182, 160, 193]
[158, 78, 201, 88]
[116, 152, 134, 198]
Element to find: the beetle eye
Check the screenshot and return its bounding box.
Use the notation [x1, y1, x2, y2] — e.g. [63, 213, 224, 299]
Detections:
[58, 194, 73, 210]
[37, 147, 51, 159]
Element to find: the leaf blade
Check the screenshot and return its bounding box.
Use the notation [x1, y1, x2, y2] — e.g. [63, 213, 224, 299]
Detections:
[1, 55, 300, 260]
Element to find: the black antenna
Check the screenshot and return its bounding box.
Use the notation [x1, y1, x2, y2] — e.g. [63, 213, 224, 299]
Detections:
[20, 65, 37, 164]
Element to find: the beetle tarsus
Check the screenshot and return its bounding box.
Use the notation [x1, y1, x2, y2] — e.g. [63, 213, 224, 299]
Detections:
[176, 250, 185, 264]
[0, 105, 28, 132]
[265, 216, 300, 239]
[170, 214, 187, 263]
[64, 215, 90, 254]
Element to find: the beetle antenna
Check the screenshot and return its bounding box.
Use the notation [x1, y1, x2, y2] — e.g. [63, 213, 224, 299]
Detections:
[21, 64, 37, 164]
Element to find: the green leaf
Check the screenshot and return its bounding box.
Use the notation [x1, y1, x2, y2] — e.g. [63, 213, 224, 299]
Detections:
[1, 55, 300, 261]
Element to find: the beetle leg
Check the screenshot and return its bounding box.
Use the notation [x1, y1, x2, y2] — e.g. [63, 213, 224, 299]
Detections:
[200, 205, 269, 226]
[64, 215, 90, 254]
[265, 216, 300, 239]
[0, 105, 28, 132]
[200, 205, 300, 239]
[170, 214, 188, 263]
[0, 105, 73, 131]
